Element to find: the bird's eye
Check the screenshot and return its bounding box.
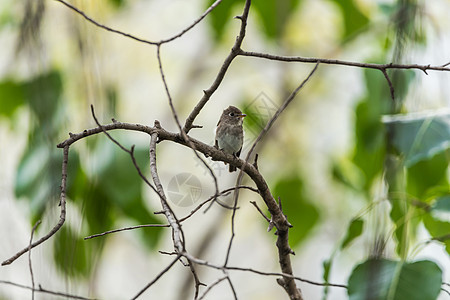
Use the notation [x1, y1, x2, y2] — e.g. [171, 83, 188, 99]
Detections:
[229, 112, 235, 117]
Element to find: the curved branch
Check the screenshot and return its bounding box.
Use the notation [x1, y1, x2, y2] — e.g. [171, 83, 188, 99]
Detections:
[54, 0, 223, 45]
[1, 146, 68, 266]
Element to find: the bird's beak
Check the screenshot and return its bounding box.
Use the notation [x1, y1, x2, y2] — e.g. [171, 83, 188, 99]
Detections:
[239, 114, 246, 118]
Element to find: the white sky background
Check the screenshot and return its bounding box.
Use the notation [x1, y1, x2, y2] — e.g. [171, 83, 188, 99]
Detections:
[0, 0, 450, 299]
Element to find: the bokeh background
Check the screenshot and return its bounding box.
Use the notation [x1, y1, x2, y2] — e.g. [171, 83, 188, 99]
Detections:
[1, 0, 450, 299]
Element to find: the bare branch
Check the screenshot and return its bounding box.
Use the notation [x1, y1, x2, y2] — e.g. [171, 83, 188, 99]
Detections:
[183, 0, 252, 133]
[0, 280, 95, 300]
[28, 220, 41, 300]
[239, 50, 450, 73]
[90, 105, 131, 153]
[197, 276, 228, 300]
[250, 201, 270, 223]
[226, 276, 239, 300]
[381, 69, 395, 101]
[182, 253, 347, 289]
[84, 223, 170, 240]
[149, 130, 185, 253]
[90, 105, 161, 197]
[2, 146, 68, 266]
[54, 0, 222, 45]
[180, 186, 258, 223]
[131, 255, 181, 300]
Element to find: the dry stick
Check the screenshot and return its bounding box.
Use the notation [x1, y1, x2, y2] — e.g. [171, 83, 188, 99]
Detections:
[238, 50, 450, 73]
[381, 68, 395, 101]
[181, 253, 347, 289]
[249, 201, 271, 223]
[225, 276, 238, 300]
[84, 224, 170, 240]
[54, 0, 223, 45]
[28, 220, 41, 300]
[149, 130, 185, 253]
[183, 0, 252, 133]
[239, 50, 450, 101]
[180, 186, 258, 223]
[0, 281, 94, 300]
[197, 276, 228, 300]
[2, 146, 69, 266]
[84, 186, 258, 241]
[131, 255, 181, 300]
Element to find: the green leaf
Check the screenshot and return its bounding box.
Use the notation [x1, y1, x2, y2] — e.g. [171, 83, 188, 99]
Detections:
[252, 0, 301, 40]
[25, 70, 63, 127]
[423, 214, 450, 255]
[383, 112, 450, 167]
[348, 258, 442, 300]
[352, 69, 391, 192]
[406, 151, 449, 200]
[108, 0, 125, 8]
[0, 80, 25, 117]
[432, 195, 450, 212]
[329, 0, 369, 41]
[332, 158, 365, 190]
[341, 218, 364, 249]
[15, 142, 63, 222]
[322, 259, 332, 300]
[53, 226, 94, 278]
[273, 176, 319, 247]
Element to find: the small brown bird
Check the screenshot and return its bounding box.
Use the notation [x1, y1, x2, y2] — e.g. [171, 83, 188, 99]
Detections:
[215, 106, 246, 172]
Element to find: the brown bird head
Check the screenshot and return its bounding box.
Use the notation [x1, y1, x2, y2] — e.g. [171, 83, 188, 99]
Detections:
[218, 106, 246, 126]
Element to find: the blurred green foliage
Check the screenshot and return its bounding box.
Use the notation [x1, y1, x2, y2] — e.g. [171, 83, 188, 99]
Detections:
[273, 176, 319, 248]
[206, 0, 302, 42]
[348, 258, 442, 300]
[0, 71, 163, 278]
[329, 0, 369, 41]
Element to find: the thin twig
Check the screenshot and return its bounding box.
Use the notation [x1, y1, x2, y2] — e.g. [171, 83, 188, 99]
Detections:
[188, 261, 205, 299]
[84, 223, 170, 240]
[239, 50, 450, 73]
[225, 275, 238, 300]
[179, 186, 258, 223]
[197, 276, 228, 300]
[381, 68, 395, 101]
[28, 220, 41, 300]
[90, 105, 160, 196]
[0, 280, 95, 300]
[249, 201, 270, 223]
[182, 252, 347, 289]
[54, 0, 222, 45]
[131, 255, 181, 300]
